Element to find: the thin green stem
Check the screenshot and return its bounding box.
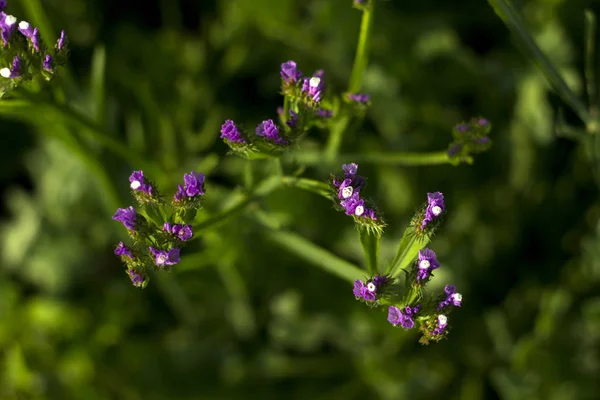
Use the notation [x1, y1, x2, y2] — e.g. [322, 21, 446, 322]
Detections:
[488, 0, 592, 126]
[359, 228, 380, 276]
[585, 10, 597, 111]
[286, 150, 450, 167]
[281, 176, 331, 198]
[348, 3, 375, 93]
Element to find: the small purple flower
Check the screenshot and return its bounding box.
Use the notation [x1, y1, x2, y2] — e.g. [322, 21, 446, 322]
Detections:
[220, 119, 246, 143]
[455, 123, 470, 133]
[473, 137, 490, 144]
[448, 143, 462, 157]
[31, 27, 40, 51]
[301, 73, 325, 103]
[114, 242, 133, 258]
[281, 60, 302, 83]
[172, 224, 193, 241]
[149, 247, 180, 267]
[432, 314, 448, 335]
[416, 248, 440, 282]
[0, 1, 7, 11]
[363, 208, 378, 220]
[256, 119, 286, 144]
[353, 275, 388, 301]
[317, 108, 333, 118]
[112, 206, 137, 230]
[18, 21, 34, 38]
[338, 178, 354, 199]
[438, 284, 463, 309]
[342, 163, 358, 176]
[348, 93, 370, 104]
[43, 54, 53, 72]
[129, 170, 153, 195]
[0, 13, 16, 46]
[0, 56, 21, 78]
[388, 304, 420, 329]
[421, 192, 445, 229]
[285, 110, 298, 128]
[477, 118, 489, 127]
[174, 184, 186, 202]
[183, 171, 205, 197]
[341, 192, 365, 216]
[126, 268, 147, 287]
[56, 30, 66, 51]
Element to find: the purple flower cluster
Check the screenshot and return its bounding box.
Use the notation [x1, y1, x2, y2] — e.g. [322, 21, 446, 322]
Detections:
[115, 242, 133, 258]
[220, 120, 246, 144]
[438, 285, 462, 310]
[353, 275, 388, 301]
[129, 170, 153, 195]
[301, 71, 325, 103]
[163, 222, 193, 241]
[416, 248, 440, 282]
[174, 171, 205, 202]
[333, 163, 377, 220]
[127, 268, 147, 287]
[281, 60, 302, 84]
[0, 11, 16, 47]
[431, 314, 448, 335]
[113, 206, 137, 231]
[388, 304, 420, 329]
[256, 119, 287, 144]
[149, 247, 180, 267]
[448, 118, 492, 163]
[347, 93, 370, 104]
[421, 192, 444, 229]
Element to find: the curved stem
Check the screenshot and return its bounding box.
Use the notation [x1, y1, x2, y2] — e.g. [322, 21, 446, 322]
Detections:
[348, 2, 375, 93]
[286, 150, 450, 167]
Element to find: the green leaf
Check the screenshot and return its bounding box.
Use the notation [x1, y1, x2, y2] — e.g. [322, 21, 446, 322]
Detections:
[358, 227, 380, 276]
[385, 227, 430, 278]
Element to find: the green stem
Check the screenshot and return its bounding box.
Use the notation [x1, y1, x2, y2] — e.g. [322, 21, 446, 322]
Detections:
[287, 150, 450, 167]
[488, 0, 592, 126]
[359, 228, 380, 276]
[281, 176, 331, 198]
[348, 2, 375, 93]
[264, 229, 364, 283]
[585, 10, 597, 111]
[324, 114, 351, 162]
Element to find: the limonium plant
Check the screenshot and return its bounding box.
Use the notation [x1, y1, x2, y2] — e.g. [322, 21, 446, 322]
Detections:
[1, 0, 492, 344]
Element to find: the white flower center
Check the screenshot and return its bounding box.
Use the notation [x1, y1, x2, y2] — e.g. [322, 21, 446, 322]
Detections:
[452, 293, 462, 303]
[157, 254, 167, 265]
[432, 206, 442, 216]
[0, 68, 10, 78]
[419, 260, 430, 269]
[341, 186, 353, 199]
[438, 314, 448, 326]
[366, 282, 376, 292]
[309, 77, 321, 88]
[130, 180, 141, 190]
[5, 15, 17, 26]
[355, 205, 364, 216]
[19, 21, 30, 30]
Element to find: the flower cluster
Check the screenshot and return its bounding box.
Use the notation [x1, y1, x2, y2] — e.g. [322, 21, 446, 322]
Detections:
[447, 117, 492, 165]
[0, 2, 68, 90]
[112, 170, 206, 287]
[350, 188, 462, 344]
[331, 163, 385, 235]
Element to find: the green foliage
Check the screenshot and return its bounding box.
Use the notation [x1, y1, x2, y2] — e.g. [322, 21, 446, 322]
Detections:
[1, 0, 600, 399]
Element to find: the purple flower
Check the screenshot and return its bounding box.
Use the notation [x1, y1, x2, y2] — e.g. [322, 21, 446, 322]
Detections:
[256, 119, 287, 144]
[31, 27, 40, 51]
[353, 275, 388, 301]
[0, 56, 21, 78]
[43, 54, 53, 72]
[174, 184, 186, 202]
[432, 314, 448, 335]
[281, 60, 302, 83]
[18, 21, 34, 38]
[220, 119, 246, 143]
[473, 137, 490, 144]
[477, 118, 489, 127]
[114, 242, 133, 258]
[0, 13, 16, 46]
[171, 224, 193, 242]
[0, 1, 7, 11]
[416, 248, 440, 282]
[112, 206, 137, 230]
[448, 143, 462, 157]
[338, 178, 355, 199]
[341, 192, 365, 216]
[455, 123, 470, 133]
[342, 163, 358, 176]
[348, 93, 370, 104]
[421, 192, 444, 229]
[126, 268, 147, 287]
[388, 305, 420, 329]
[438, 284, 463, 310]
[56, 30, 66, 51]
[301, 73, 325, 103]
[149, 247, 180, 267]
[183, 171, 205, 197]
[285, 110, 298, 128]
[129, 170, 153, 195]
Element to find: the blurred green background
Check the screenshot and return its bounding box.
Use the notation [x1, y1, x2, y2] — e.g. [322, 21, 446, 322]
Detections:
[2, 0, 600, 399]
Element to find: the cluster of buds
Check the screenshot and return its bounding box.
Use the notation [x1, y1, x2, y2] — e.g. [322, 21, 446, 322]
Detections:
[447, 118, 492, 165]
[0, 1, 68, 90]
[220, 60, 342, 159]
[411, 191, 445, 239]
[112, 170, 205, 287]
[351, 191, 463, 344]
[330, 163, 386, 236]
